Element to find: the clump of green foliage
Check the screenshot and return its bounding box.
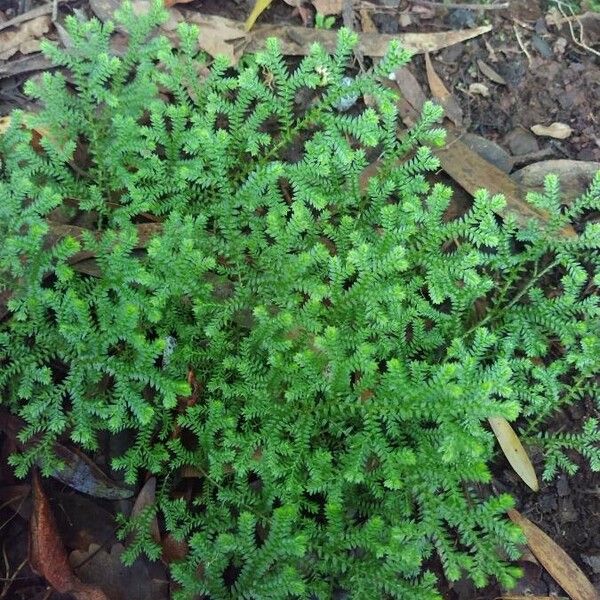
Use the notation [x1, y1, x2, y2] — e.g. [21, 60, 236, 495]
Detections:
[1, 2, 599, 598]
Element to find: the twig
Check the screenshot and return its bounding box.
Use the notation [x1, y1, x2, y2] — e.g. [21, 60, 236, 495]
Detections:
[554, 1, 600, 58]
[411, 0, 509, 10]
[513, 24, 532, 68]
[0, 0, 70, 32]
[0, 4, 52, 33]
[0, 556, 28, 600]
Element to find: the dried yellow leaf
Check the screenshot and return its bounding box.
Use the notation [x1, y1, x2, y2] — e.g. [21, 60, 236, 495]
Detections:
[488, 416, 539, 491]
[245, 0, 274, 32]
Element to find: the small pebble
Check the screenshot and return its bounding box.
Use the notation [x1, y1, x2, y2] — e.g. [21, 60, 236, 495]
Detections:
[505, 128, 540, 155]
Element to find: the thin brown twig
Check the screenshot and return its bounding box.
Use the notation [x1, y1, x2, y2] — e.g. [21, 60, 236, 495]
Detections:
[0, 557, 28, 599]
[513, 24, 532, 67]
[411, 0, 509, 10]
[0, 0, 72, 33]
[554, 1, 600, 58]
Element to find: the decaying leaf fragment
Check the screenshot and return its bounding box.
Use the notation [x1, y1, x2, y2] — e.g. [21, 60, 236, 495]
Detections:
[0, 15, 51, 60]
[531, 122, 573, 139]
[424, 52, 463, 127]
[30, 470, 110, 600]
[508, 509, 600, 600]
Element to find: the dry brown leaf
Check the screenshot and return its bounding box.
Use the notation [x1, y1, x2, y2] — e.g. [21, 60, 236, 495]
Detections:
[130, 477, 160, 545]
[30, 471, 110, 600]
[52, 444, 133, 500]
[393, 67, 426, 109]
[508, 509, 600, 600]
[359, 8, 377, 33]
[164, 0, 194, 6]
[184, 13, 247, 62]
[477, 58, 506, 84]
[488, 416, 539, 491]
[432, 129, 577, 238]
[70, 543, 169, 600]
[161, 534, 189, 564]
[244, 20, 492, 55]
[313, 0, 343, 15]
[424, 52, 463, 127]
[0, 15, 51, 60]
[531, 122, 573, 139]
[245, 0, 274, 31]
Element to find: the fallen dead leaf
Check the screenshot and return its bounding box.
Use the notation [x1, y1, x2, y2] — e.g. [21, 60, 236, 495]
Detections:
[380, 74, 577, 238]
[164, 0, 194, 6]
[30, 470, 110, 600]
[245, 0, 274, 31]
[313, 0, 343, 15]
[51, 444, 133, 500]
[0, 15, 51, 60]
[531, 122, 573, 139]
[70, 543, 169, 600]
[196, 14, 247, 62]
[359, 8, 377, 33]
[488, 416, 539, 491]
[130, 477, 160, 545]
[424, 52, 463, 127]
[392, 66, 426, 121]
[432, 129, 576, 237]
[161, 534, 189, 564]
[508, 509, 600, 600]
[242, 18, 493, 55]
[469, 82, 490, 97]
[477, 58, 506, 84]
[0, 53, 53, 79]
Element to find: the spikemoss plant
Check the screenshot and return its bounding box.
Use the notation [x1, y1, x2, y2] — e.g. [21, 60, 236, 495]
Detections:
[1, 2, 599, 598]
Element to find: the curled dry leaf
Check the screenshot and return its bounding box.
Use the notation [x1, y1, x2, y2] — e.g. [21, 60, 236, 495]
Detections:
[531, 122, 573, 139]
[469, 82, 490, 97]
[508, 509, 600, 600]
[0, 15, 51, 60]
[488, 416, 539, 491]
[30, 470, 110, 600]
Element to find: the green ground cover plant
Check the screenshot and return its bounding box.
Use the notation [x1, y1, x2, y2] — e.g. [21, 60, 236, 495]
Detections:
[1, 2, 599, 597]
